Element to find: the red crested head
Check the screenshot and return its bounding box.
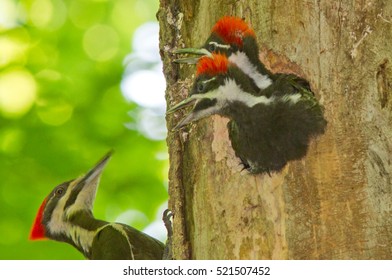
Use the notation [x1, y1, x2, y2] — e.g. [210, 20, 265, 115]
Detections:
[29, 198, 47, 240]
[211, 16, 255, 47]
[196, 53, 229, 76]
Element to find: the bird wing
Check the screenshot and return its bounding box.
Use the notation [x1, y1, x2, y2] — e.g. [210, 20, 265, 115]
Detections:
[90, 224, 134, 260]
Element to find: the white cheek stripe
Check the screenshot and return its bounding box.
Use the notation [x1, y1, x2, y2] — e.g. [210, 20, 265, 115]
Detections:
[47, 179, 98, 255]
[229, 51, 273, 90]
[65, 179, 99, 219]
[198, 79, 301, 108]
[219, 79, 274, 107]
[47, 185, 74, 236]
[202, 77, 216, 84]
[209, 41, 230, 49]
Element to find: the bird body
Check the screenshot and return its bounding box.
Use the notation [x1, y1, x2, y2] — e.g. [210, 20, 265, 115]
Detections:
[226, 84, 326, 173]
[30, 152, 164, 260]
[90, 222, 164, 260]
[169, 54, 326, 173]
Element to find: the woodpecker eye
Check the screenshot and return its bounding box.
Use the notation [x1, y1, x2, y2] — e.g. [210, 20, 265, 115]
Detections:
[55, 187, 64, 196]
[197, 83, 205, 93]
[208, 43, 216, 52]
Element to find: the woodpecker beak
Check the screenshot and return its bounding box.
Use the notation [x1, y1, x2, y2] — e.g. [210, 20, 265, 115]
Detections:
[167, 95, 198, 130]
[167, 94, 219, 131]
[72, 150, 113, 211]
[83, 151, 112, 186]
[171, 111, 199, 130]
[167, 96, 198, 115]
[173, 48, 212, 64]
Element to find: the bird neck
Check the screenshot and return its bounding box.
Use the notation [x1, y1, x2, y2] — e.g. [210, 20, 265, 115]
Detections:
[219, 71, 275, 117]
[220, 71, 303, 122]
[53, 210, 108, 259]
[229, 36, 274, 90]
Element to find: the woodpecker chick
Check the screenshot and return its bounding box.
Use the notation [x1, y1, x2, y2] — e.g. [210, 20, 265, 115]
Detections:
[168, 54, 327, 174]
[175, 16, 274, 92]
[29, 151, 164, 260]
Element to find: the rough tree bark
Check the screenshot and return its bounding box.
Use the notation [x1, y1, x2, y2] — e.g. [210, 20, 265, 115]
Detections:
[158, 0, 392, 259]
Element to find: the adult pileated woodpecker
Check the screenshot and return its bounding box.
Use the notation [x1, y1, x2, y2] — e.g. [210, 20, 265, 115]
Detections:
[29, 151, 165, 259]
[168, 54, 326, 174]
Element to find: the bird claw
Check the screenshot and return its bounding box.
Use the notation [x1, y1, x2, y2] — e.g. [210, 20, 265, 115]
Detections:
[238, 158, 250, 172]
[162, 209, 173, 260]
[238, 159, 273, 176]
[162, 209, 173, 237]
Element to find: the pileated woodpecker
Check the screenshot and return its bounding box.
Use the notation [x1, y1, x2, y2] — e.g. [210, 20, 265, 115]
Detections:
[168, 54, 326, 174]
[29, 151, 165, 259]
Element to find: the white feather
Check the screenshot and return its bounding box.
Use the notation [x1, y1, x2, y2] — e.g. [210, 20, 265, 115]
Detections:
[229, 51, 272, 90]
[196, 79, 301, 109]
[219, 79, 274, 107]
[208, 41, 230, 49]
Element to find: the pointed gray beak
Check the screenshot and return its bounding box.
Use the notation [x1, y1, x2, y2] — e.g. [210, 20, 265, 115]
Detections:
[82, 151, 113, 185]
[73, 150, 113, 210]
[171, 112, 199, 130]
[168, 95, 219, 131]
[166, 96, 198, 115]
[173, 48, 212, 64]
[167, 96, 198, 131]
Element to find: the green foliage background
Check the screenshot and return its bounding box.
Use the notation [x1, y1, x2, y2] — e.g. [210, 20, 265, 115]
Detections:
[0, 0, 168, 259]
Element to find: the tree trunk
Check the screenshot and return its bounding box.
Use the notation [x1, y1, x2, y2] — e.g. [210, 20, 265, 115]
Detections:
[158, 0, 392, 259]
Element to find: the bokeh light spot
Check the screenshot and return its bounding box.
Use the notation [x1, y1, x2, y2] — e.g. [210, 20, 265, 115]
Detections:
[115, 209, 148, 230]
[69, 0, 105, 29]
[121, 70, 166, 108]
[83, 24, 119, 62]
[30, 0, 67, 30]
[0, 128, 25, 155]
[131, 22, 160, 62]
[0, 29, 30, 67]
[0, 69, 37, 118]
[37, 101, 73, 126]
[0, 0, 22, 28]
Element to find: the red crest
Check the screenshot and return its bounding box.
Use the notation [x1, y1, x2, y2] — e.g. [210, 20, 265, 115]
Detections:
[29, 198, 47, 240]
[196, 54, 229, 76]
[211, 16, 256, 47]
